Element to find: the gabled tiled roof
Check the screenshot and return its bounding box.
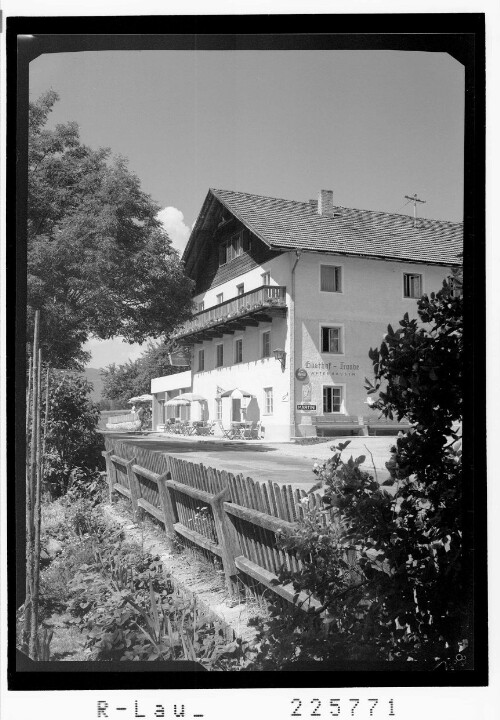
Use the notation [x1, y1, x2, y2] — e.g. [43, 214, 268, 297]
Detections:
[209, 188, 463, 266]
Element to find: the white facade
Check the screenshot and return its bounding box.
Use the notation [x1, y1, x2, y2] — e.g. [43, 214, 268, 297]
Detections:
[152, 252, 454, 440]
[151, 189, 461, 441]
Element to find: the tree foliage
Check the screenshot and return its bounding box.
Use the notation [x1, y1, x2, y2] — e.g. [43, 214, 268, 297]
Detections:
[28, 91, 194, 368]
[43, 371, 104, 497]
[366, 276, 462, 481]
[250, 276, 467, 670]
[100, 341, 188, 408]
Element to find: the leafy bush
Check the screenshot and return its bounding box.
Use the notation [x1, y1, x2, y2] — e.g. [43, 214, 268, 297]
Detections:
[66, 467, 107, 507]
[250, 277, 467, 671]
[250, 441, 467, 670]
[42, 372, 104, 497]
[67, 544, 244, 667]
[365, 276, 462, 482]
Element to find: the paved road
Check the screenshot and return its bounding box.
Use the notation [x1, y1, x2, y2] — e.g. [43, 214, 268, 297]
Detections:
[107, 434, 393, 488]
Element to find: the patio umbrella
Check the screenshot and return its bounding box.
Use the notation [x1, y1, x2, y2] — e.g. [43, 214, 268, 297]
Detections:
[165, 397, 191, 407]
[175, 392, 207, 402]
[218, 388, 254, 398]
[128, 394, 153, 404]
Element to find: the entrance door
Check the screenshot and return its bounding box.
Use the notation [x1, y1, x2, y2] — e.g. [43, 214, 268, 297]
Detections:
[232, 398, 241, 422]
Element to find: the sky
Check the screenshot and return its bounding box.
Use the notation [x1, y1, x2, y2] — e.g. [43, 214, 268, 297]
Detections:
[29, 49, 465, 368]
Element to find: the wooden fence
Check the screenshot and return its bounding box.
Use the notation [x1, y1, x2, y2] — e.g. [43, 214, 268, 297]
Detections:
[102, 438, 337, 609]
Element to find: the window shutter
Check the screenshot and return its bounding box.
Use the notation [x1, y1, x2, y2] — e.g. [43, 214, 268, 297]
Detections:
[335, 267, 342, 292]
[219, 243, 226, 265]
[321, 327, 328, 352]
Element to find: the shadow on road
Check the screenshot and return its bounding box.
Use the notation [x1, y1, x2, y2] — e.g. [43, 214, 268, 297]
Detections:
[108, 435, 278, 454]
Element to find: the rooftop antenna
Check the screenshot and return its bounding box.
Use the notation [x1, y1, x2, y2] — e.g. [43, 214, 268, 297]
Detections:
[404, 193, 426, 228]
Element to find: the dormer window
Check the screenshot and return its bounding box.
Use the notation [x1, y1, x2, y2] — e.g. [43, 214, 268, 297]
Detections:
[219, 231, 244, 265]
[226, 232, 243, 262]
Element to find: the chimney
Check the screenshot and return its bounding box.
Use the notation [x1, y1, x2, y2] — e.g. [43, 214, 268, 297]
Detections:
[318, 189, 334, 216]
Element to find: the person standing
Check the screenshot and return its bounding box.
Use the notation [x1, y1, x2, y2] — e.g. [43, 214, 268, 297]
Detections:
[137, 405, 145, 430]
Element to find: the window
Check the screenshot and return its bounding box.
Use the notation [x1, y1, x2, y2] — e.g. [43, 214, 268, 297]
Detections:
[403, 273, 422, 298]
[264, 387, 273, 415]
[323, 386, 343, 413]
[225, 232, 243, 263]
[198, 301, 204, 312]
[237, 283, 245, 295]
[198, 349, 204, 371]
[320, 265, 342, 292]
[262, 330, 271, 358]
[219, 232, 244, 265]
[216, 343, 224, 367]
[216, 293, 224, 304]
[218, 243, 226, 266]
[215, 398, 222, 421]
[261, 271, 270, 286]
[321, 326, 342, 354]
[234, 338, 243, 364]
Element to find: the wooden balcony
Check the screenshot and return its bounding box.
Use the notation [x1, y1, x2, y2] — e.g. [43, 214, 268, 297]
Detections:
[173, 285, 287, 344]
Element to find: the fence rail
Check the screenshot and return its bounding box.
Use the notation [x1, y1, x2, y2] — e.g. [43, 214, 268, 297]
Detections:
[102, 437, 336, 607]
[106, 413, 137, 424]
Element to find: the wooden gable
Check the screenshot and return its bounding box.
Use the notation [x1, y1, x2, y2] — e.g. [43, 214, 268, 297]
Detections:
[184, 194, 282, 295]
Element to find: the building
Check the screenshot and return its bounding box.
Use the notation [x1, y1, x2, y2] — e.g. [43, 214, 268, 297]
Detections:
[151, 188, 462, 441]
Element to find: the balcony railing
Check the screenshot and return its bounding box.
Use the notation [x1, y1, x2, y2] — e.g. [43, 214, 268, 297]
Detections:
[173, 285, 287, 343]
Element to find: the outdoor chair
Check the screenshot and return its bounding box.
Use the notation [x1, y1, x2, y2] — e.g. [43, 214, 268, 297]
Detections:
[194, 423, 209, 436]
[241, 423, 255, 440]
[218, 422, 236, 439]
[248, 421, 262, 439]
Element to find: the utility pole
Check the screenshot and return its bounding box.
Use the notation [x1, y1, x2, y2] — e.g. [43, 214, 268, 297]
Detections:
[404, 193, 426, 228]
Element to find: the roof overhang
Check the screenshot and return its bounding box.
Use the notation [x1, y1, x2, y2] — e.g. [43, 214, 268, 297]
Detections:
[182, 189, 274, 279]
[270, 245, 462, 267]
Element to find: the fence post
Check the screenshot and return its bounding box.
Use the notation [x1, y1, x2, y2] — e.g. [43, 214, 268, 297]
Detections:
[210, 477, 241, 598]
[102, 450, 115, 503]
[125, 456, 139, 522]
[156, 464, 178, 550]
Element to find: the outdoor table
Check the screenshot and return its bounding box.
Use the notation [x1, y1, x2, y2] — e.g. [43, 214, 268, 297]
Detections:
[230, 421, 253, 439]
[193, 422, 210, 436]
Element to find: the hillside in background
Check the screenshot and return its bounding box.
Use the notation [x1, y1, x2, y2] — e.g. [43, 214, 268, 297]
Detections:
[83, 368, 104, 403]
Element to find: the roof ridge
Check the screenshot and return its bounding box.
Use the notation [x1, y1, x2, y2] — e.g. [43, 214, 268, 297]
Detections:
[211, 187, 303, 204]
[334, 204, 463, 226]
[210, 188, 463, 226]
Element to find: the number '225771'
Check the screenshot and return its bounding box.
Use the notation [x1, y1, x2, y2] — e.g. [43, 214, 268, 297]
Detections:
[291, 698, 395, 717]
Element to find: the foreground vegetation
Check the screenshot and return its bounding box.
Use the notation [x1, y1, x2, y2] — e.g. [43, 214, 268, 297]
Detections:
[248, 276, 467, 670]
[29, 484, 254, 668]
[22, 274, 467, 670]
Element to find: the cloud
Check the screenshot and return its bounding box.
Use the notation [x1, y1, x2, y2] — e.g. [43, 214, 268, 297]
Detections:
[157, 206, 191, 255]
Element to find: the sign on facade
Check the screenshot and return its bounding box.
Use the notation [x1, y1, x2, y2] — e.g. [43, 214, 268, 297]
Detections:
[296, 403, 317, 411]
[302, 383, 312, 401]
[168, 351, 190, 367]
[295, 368, 308, 381]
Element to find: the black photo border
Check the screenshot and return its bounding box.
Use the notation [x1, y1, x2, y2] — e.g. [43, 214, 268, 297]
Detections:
[6, 13, 487, 691]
